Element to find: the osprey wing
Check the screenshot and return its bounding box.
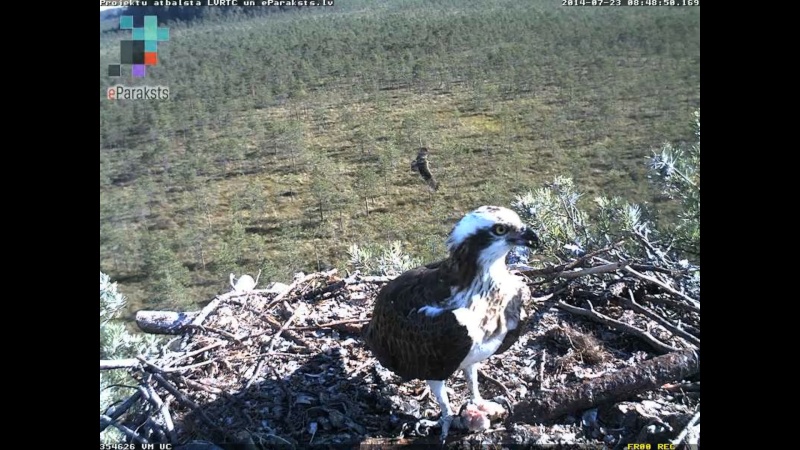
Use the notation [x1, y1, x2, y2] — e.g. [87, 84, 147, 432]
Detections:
[363, 262, 472, 381]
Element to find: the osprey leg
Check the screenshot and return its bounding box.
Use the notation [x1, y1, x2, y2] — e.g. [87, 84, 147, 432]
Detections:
[418, 380, 456, 444]
[463, 363, 482, 401]
[464, 363, 509, 423]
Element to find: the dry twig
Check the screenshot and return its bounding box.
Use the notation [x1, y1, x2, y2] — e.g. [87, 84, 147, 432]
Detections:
[478, 368, 513, 400]
[100, 391, 142, 433]
[672, 408, 700, 446]
[268, 305, 308, 353]
[596, 257, 699, 307]
[289, 318, 370, 331]
[620, 291, 700, 348]
[555, 300, 680, 354]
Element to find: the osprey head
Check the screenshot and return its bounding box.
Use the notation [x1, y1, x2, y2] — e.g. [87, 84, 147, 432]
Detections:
[446, 206, 540, 265]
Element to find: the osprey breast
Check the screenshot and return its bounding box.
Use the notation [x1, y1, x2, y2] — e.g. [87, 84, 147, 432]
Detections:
[451, 307, 509, 369]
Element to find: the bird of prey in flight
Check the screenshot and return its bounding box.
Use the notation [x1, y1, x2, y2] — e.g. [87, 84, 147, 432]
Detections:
[410, 147, 439, 191]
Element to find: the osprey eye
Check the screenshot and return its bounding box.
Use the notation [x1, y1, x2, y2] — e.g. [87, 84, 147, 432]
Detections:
[492, 224, 508, 235]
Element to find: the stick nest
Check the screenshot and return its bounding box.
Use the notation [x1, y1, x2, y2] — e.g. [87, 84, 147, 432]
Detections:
[105, 247, 700, 449]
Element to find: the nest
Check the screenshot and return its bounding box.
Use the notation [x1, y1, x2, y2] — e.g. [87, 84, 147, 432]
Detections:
[103, 251, 700, 449]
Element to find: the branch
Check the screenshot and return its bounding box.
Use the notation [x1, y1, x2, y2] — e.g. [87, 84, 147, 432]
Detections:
[186, 324, 242, 343]
[268, 304, 308, 353]
[643, 295, 700, 314]
[555, 301, 679, 354]
[597, 257, 699, 307]
[619, 291, 700, 348]
[164, 341, 226, 368]
[672, 409, 701, 445]
[100, 391, 142, 433]
[261, 315, 308, 348]
[191, 297, 223, 327]
[478, 368, 513, 400]
[261, 274, 307, 312]
[302, 279, 345, 300]
[101, 359, 140, 370]
[289, 318, 370, 331]
[100, 415, 149, 444]
[142, 381, 178, 444]
[521, 241, 624, 279]
[150, 372, 226, 435]
[631, 229, 672, 265]
[557, 261, 629, 280]
[511, 349, 700, 423]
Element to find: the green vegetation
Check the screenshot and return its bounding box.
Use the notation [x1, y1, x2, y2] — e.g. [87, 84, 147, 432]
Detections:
[512, 109, 700, 266]
[100, 272, 162, 443]
[100, 0, 700, 315]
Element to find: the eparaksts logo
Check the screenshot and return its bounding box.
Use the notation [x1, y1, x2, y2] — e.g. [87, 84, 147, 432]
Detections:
[107, 85, 170, 100]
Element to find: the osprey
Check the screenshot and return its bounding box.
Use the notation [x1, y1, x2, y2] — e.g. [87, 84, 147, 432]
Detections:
[363, 206, 540, 442]
[410, 147, 439, 191]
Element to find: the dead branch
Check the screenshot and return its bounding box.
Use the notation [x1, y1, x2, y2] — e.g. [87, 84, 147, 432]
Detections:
[261, 315, 308, 348]
[555, 301, 680, 354]
[302, 279, 346, 300]
[511, 349, 700, 423]
[100, 414, 149, 444]
[662, 381, 700, 392]
[150, 372, 226, 435]
[162, 358, 218, 373]
[620, 291, 700, 348]
[631, 229, 672, 265]
[625, 265, 699, 307]
[192, 297, 224, 327]
[596, 257, 699, 307]
[672, 408, 700, 446]
[522, 241, 624, 279]
[101, 359, 140, 370]
[100, 391, 142, 433]
[289, 318, 370, 331]
[268, 304, 308, 353]
[538, 349, 548, 389]
[557, 261, 629, 280]
[478, 368, 513, 400]
[628, 264, 681, 276]
[244, 358, 266, 390]
[186, 324, 242, 343]
[164, 341, 226, 368]
[261, 274, 307, 312]
[142, 380, 178, 444]
[643, 295, 700, 314]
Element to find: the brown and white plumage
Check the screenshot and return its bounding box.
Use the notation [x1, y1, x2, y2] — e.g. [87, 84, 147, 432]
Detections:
[410, 147, 439, 191]
[363, 206, 540, 443]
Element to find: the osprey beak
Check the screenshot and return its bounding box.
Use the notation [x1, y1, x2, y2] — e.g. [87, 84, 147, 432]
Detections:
[510, 227, 540, 249]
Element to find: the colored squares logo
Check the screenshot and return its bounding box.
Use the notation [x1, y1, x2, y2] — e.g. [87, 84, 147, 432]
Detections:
[108, 16, 169, 78]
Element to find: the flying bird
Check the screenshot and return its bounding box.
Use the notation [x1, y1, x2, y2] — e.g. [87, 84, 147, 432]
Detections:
[410, 147, 439, 191]
[362, 206, 540, 443]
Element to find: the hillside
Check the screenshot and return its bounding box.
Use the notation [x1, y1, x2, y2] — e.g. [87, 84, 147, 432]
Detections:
[99, 0, 700, 317]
